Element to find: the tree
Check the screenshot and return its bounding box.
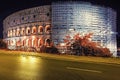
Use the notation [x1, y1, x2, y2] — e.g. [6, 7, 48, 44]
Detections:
[63, 33, 111, 57]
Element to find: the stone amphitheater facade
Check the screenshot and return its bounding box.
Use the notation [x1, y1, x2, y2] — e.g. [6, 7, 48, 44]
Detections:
[3, 5, 51, 50]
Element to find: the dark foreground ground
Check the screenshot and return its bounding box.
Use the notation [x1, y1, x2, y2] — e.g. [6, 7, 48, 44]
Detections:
[0, 54, 120, 80]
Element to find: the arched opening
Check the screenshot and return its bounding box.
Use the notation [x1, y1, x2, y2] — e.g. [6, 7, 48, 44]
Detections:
[21, 39, 25, 46]
[38, 37, 44, 46]
[16, 39, 20, 46]
[45, 25, 51, 33]
[28, 39, 32, 47]
[13, 29, 16, 36]
[38, 26, 43, 33]
[32, 39, 36, 47]
[10, 30, 12, 37]
[45, 39, 51, 47]
[38, 39, 41, 47]
[7, 31, 10, 37]
[26, 39, 29, 47]
[12, 40, 15, 46]
[26, 27, 31, 35]
[32, 26, 36, 34]
[21, 28, 25, 35]
[17, 28, 20, 36]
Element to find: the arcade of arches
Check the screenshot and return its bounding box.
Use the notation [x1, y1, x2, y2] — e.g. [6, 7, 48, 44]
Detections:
[6, 25, 52, 49]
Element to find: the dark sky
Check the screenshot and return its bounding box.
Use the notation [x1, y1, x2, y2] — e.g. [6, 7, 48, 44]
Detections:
[0, 0, 119, 40]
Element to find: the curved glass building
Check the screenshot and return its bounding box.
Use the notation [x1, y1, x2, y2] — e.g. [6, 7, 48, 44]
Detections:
[51, 2, 117, 56]
[3, 1, 117, 56]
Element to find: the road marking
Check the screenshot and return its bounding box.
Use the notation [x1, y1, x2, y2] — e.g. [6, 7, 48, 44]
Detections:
[66, 67, 102, 73]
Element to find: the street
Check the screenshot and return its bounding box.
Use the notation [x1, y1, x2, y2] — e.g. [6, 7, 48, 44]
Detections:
[0, 54, 120, 80]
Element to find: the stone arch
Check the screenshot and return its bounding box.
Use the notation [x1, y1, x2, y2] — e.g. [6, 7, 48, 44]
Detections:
[38, 38, 44, 47]
[45, 25, 51, 33]
[21, 28, 25, 35]
[38, 26, 43, 33]
[45, 38, 51, 47]
[17, 28, 20, 36]
[26, 27, 31, 35]
[32, 26, 37, 34]
[10, 30, 13, 37]
[7, 30, 10, 37]
[13, 29, 16, 36]
[26, 39, 29, 47]
[28, 39, 32, 47]
[32, 39, 35, 47]
[21, 39, 26, 46]
[16, 39, 20, 46]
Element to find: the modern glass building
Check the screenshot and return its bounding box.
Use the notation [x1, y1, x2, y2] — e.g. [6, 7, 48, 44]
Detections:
[3, 1, 117, 56]
[51, 1, 117, 56]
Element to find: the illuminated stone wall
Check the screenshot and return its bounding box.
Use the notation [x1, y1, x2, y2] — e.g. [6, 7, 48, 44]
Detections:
[3, 5, 51, 50]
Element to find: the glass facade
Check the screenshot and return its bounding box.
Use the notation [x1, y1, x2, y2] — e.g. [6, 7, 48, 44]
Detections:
[52, 2, 117, 56]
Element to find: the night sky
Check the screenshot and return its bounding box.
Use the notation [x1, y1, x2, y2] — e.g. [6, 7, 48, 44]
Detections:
[0, 0, 119, 46]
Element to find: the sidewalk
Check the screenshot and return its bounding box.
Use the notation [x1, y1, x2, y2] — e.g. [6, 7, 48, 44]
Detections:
[0, 49, 120, 65]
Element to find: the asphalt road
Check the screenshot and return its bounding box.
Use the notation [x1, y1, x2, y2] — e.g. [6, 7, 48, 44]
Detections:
[0, 54, 120, 80]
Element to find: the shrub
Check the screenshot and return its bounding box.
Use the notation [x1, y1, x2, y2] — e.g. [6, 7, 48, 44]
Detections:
[40, 45, 58, 54]
[64, 33, 112, 57]
[0, 39, 7, 49]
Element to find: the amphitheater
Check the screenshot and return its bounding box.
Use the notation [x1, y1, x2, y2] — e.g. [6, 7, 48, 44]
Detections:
[3, 1, 117, 56]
